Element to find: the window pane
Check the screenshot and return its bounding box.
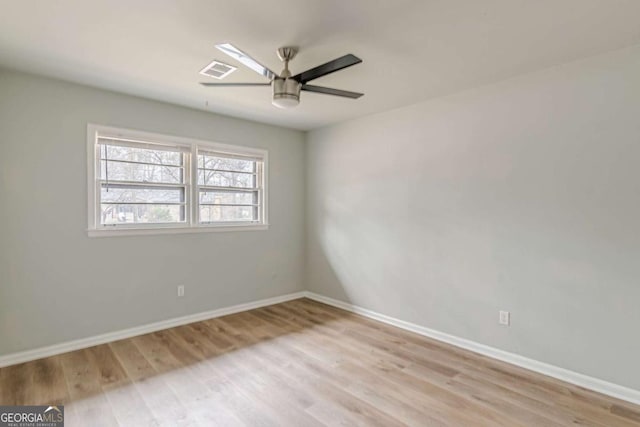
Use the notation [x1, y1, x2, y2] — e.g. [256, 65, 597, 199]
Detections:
[101, 144, 182, 166]
[197, 170, 254, 187]
[199, 191, 256, 205]
[200, 205, 256, 222]
[102, 186, 184, 204]
[101, 160, 183, 184]
[100, 204, 185, 224]
[198, 154, 254, 172]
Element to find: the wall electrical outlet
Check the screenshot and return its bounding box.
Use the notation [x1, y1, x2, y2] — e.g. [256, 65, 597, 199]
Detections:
[499, 310, 510, 326]
[177, 285, 185, 297]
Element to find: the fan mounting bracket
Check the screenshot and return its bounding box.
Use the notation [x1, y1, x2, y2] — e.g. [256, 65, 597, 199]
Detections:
[277, 47, 298, 62]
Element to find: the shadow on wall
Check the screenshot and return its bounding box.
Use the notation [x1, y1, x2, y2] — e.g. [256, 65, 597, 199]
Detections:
[311, 192, 444, 324]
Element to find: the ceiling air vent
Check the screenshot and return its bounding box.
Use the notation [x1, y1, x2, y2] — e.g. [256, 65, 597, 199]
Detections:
[199, 60, 237, 79]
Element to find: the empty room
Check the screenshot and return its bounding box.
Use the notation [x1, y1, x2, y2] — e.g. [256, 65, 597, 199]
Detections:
[1, 0, 639, 425]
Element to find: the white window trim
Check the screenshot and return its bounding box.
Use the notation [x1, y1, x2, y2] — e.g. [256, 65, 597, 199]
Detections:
[87, 124, 268, 237]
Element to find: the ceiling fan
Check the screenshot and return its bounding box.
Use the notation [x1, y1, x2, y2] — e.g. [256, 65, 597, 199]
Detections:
[200, 43, 364, 108]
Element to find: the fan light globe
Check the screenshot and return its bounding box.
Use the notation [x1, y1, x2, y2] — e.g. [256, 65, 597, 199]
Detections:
[272, 78, 301, 109]
[272, 96, 299, 109]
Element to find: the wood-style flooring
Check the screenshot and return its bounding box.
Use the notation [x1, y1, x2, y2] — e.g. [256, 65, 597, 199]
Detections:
[0, 298, 639, 426]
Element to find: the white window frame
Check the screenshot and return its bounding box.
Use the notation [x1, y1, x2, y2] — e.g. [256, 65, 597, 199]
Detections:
[87, 124, 268, 237]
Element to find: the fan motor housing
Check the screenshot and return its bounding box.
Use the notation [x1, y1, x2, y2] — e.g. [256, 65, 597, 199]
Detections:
[272, 77, 301, 108]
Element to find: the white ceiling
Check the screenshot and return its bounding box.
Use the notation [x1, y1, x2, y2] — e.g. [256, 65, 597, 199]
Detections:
[1, 0, 640, 130]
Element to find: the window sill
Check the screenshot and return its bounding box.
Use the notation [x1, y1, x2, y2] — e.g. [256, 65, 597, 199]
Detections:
[87, 224, 268, 238]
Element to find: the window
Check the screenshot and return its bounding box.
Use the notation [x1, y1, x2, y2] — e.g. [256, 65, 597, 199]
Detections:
[98, 140, 189, 226]
[197, 150, 263, 224]
[88, 124, 267, 236]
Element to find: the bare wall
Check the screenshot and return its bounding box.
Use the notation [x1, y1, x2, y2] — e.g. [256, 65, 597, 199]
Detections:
[0, 69, 305, 356]
[305, 45, 640, 390]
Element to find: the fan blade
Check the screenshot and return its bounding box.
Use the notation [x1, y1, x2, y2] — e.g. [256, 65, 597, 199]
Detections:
[215, 43, 276, 80]
[302, 84, 363, 99]
[293, 54, 362, 84]
[200, 82, 271, 87]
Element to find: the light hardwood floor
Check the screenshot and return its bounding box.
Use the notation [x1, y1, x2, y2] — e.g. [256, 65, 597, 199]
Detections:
[0, 298, 639, 426]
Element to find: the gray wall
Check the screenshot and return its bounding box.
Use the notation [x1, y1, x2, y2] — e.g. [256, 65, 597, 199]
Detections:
[306, 45, 640, 390]
[0, 69, 305, 356]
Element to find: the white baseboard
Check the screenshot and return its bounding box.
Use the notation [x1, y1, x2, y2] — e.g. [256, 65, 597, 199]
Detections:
[0, 291, 306, 368]
[303, 291, 640, 406]
[3, 289, 638, 407]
